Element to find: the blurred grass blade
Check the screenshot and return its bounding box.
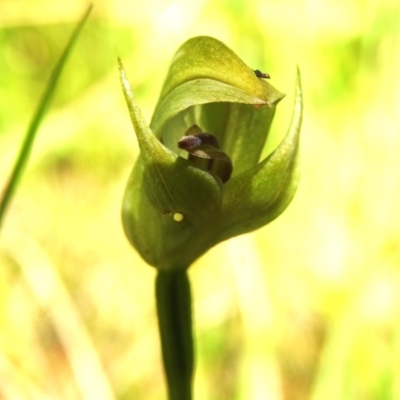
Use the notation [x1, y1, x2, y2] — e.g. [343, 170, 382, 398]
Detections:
[0, 5, 93, 231]
[3, 229, 116, 400]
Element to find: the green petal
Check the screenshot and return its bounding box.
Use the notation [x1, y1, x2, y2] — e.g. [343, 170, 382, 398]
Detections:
[156, 36, 283, 105]
[151, 78, 271, 137]
[119, 59, 223, 269]
[217, 67, 303, 241]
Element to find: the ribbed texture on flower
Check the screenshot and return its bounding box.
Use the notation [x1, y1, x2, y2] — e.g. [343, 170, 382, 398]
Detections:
[119, 36, 302, 270]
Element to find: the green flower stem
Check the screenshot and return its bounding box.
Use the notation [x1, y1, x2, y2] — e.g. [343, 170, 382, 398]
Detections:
[156, 269, 194, 400]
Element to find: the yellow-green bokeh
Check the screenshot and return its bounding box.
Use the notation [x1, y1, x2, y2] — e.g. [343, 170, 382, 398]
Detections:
[1, 0, 400, 399]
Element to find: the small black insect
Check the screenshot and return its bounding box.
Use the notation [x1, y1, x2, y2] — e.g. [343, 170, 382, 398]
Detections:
[254, 69, 271, 79]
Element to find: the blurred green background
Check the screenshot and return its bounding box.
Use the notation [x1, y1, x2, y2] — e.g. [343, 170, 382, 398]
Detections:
[1, 0, 400, 399]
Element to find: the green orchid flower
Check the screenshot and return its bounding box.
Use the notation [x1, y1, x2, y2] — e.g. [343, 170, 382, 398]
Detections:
[119, 36, 303, 400]
[119, 36, 302, 271]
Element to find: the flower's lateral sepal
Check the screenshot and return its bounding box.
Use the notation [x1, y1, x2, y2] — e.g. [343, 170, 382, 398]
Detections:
[217, 67, 303, 240]
[119, 60, 223, 269]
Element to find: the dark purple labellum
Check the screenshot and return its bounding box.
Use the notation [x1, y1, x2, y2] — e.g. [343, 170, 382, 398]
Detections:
[177, 125, 233, 183]
[178, 133, 220, 150]
[254, 69, 271, 79]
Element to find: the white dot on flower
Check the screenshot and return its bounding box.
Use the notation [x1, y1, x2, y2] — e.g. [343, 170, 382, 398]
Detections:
[173, 213, 184, 222]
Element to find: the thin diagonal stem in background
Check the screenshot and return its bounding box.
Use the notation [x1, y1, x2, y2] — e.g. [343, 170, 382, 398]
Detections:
[0, 5, 92, 231]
